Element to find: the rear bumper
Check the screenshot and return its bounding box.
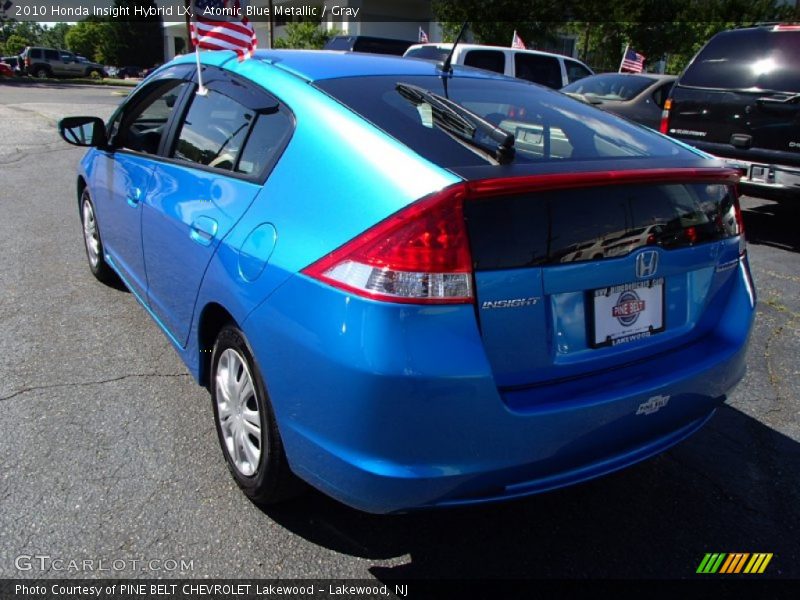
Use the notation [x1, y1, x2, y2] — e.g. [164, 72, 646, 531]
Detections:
[671, 140, 800, 198]
[243, 260, 755, 513]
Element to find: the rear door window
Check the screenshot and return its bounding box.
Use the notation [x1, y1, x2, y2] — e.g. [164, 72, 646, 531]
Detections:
[44, 49, 60, 61]
[680, 29, 800, 92]
[463, 50, 506, 74]
[565, 59, 592, 83]
[173, 90, 254, 171]
[514, 53, 562, 88]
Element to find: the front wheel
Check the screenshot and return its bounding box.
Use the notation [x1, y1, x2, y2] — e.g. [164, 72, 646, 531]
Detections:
[80, 189, 118, 285]
[211, 326, 302, 505]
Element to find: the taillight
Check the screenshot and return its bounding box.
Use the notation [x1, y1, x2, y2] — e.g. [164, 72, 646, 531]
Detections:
[302, 183, 474, 304]
[659, 98, 672, 134]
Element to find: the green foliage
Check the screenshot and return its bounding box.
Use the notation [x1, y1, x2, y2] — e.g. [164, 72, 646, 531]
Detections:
[40, 23, 73, 50]
[432, 0, 564, 47]
[65, 21, 108, 61]
[101, 1, 164, 67]
[273, 21, 337, 49]
[432, 0, 794, 74]
[4, 34, 29, 55]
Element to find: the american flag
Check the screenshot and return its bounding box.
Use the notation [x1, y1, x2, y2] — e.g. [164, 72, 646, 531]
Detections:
[418, 27, 429, 43]
[620, 47, 645, 73]
[191, 0, 257, 61]
[511, 30, 525, 50]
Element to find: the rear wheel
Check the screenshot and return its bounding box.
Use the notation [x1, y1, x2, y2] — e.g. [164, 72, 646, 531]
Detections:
[80, 189, 118, 285]
[32, 66, 49, 79]
[211, 326, 302, 505]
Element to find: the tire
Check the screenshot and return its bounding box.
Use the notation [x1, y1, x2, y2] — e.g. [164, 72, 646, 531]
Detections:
[32, 66, 49, 79]
[210, 326, 302, 505]
[79, 188, 118, 285]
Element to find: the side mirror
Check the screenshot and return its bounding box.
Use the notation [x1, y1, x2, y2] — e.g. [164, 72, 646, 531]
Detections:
[58, 116, 107, 148]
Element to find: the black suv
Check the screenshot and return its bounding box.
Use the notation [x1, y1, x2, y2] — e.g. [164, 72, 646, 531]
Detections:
[662, 25, 800, 199]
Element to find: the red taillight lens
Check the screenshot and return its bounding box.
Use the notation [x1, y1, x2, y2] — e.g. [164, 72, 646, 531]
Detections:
[302, 183, 474, 304]
[659, 98, 672, 134]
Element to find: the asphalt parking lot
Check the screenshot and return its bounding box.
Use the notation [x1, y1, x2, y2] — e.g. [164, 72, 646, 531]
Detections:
[0, 82, 798, 580]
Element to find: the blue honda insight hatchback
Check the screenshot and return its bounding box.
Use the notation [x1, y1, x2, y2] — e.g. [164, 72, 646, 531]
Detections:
[59, 50, 755, 513]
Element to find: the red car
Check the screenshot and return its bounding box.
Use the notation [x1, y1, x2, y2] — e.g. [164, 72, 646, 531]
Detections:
[0, 61, 14, 77]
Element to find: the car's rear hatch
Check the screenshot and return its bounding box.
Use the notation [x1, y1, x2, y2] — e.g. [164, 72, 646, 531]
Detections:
[667, 26, 800, 166]
[461, 168, 745, 396]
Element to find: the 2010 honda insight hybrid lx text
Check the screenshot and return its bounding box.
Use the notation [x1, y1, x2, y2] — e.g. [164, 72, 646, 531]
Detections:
[58, 50, 755, 513]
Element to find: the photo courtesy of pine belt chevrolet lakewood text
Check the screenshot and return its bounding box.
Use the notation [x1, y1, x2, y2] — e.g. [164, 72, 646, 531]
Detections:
[58, 49, 755, 513]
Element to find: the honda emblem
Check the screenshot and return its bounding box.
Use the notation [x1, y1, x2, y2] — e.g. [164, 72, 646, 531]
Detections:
[636, 250, 659, 278]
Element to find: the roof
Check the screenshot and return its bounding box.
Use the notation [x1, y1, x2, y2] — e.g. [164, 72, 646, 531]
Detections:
[252, 49, 510, 82]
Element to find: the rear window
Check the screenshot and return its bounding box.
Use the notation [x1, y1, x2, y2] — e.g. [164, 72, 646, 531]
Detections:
[562, 74, 655, 100]
[404, 46, 450, 62]
[465, 183, 740, 270]
[324, 37, 353, 51]
[680, 28, 800, 92]
[315, 75, 692, 169]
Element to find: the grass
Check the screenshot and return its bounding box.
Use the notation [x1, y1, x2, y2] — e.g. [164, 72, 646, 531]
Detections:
[1, 76, 139, 87]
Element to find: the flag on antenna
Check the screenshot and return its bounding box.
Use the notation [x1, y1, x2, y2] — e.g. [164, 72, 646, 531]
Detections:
[191, 0, 257, 62]
[511, 30, 525, 49]
[419, 27, 429, 43]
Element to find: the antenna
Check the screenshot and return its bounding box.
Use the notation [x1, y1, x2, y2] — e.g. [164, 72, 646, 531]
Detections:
[440, 21, 469, 75]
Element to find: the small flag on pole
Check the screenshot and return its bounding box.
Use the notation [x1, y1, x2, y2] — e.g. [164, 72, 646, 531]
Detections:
[511, 30, 525, 49]
[620, 45, 645, 73]
[418, 27, 429, 43]
[191, 0, 258, 62]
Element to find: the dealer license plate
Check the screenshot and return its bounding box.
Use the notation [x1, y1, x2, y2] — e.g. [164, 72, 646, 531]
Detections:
[591, 278, 665, 347]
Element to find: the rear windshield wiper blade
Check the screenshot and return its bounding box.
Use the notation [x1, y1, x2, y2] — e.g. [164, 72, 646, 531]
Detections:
[396, 83, 515, 165]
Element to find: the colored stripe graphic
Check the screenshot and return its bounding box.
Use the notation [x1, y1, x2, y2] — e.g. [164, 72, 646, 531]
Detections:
[744, 553, 773, 574]
[698, 553, 773, 574]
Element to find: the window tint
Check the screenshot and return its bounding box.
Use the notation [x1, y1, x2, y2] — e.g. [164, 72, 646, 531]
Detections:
[465, 183, 740, 270]
[651, 81, 674, 108]
[514, 53, 562, 88]
[680, 29, 800, 92]
[562, 74, 655, 100]
[44, 49, 60, 61]
[565, 60, 592, 83]
[464, 50, 506, 74]
[173, 90, 253, 171]
[405, 46, 450, 62]
[316, 75, 689, 169]
[115, 80, 190, 155]
[324, 37, 353, 51]
[236, 109, 293, 175]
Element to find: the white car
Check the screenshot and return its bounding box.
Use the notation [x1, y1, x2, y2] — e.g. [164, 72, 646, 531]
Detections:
[404, 43, 593, 89]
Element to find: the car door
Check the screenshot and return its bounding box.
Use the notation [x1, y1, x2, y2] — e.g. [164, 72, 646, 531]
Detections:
[95, 66, 194, 297]
[142, 68, 291, 346]
[59, 52, 83, 76]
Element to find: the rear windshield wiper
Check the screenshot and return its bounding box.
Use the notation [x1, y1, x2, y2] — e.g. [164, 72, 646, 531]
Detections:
[396, 83, 515, 165]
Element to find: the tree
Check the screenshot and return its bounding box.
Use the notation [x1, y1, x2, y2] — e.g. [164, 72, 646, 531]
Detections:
[4, 33, 28, 55]
[40, 22, 72, 51]
[432, 0, 567, 48]
[273, 21, 335, 49]
[65, 20, 108, 61]
[101, 0, 164, 66]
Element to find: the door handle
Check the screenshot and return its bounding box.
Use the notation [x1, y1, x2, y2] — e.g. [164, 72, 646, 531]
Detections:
[126, 187, 142, 208]
[190, 216, 218, 246]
